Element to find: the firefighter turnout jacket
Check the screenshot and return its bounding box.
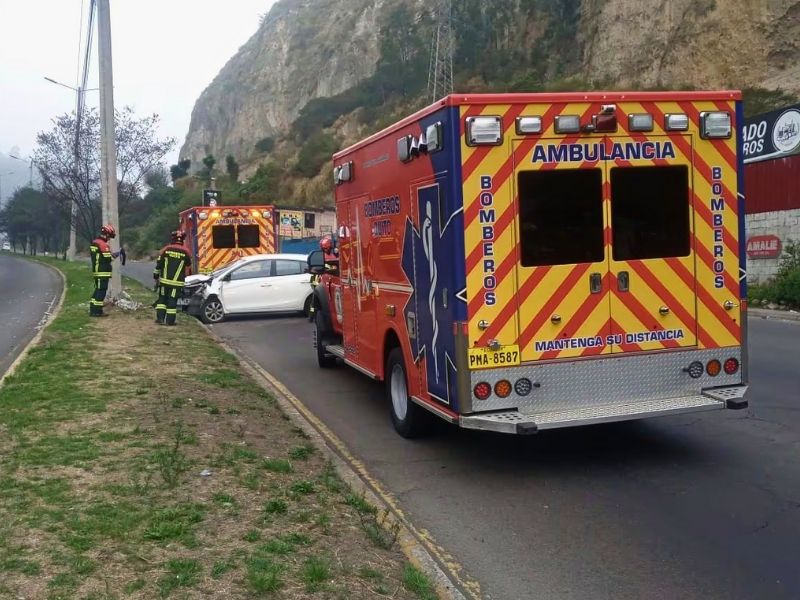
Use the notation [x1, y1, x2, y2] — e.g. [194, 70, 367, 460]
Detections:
[154, 244, 192, 286]
[89, 238, 114, 278]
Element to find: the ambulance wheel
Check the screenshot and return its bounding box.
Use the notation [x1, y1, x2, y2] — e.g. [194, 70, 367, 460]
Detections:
[315, 312, 336, 368]
[386, 348, 432, 438]
[200, 297, 225, 324]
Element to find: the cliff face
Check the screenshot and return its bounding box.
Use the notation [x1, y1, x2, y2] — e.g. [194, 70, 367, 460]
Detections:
[581, 0, 800, 91]
[180, 0, 800, 183]
[181, 0, 389, 166]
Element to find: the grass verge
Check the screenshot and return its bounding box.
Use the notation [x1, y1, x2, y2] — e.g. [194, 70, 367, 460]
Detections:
[0, 257, 433, 599]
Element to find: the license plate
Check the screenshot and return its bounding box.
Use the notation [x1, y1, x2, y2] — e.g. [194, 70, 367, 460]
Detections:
[467, 345, 520, 370]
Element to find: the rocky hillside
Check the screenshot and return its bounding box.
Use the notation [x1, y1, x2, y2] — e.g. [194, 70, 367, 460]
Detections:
[180, 0, 800, 205]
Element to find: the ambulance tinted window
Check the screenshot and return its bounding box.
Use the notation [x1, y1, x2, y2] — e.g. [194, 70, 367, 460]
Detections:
[610, 166, 690, 261]
[237, 224, 260, 248]
[212, 225, 235, 249]
[518, 169, 604, 266]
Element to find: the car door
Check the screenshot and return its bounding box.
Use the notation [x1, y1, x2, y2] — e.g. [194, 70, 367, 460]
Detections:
[264, 259, 310, 311]
[220, 260, 272, 313]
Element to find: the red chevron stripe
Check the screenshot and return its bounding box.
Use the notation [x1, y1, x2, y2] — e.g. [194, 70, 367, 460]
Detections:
[679, 101, 737, 171]
[627, 260, 697, 338]
[665, 255, 736, 344]
[695, 283, 740, 341]
[694, 191, 738, 257]
[542, 273, 610, 359]
[461, 104, 528, 182]
[581, 317, 613, 356]
[641, 101, 737, 215]
[609, 274, 680, 350]
[608, 317, 643, 353]
[474, 264, 551, 346]
[518, 263, 592, 350]
[464, 103, 593, 228]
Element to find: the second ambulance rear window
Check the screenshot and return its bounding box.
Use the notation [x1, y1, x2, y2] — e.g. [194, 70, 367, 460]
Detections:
[212, 225, 236, 249]
[518, 169, 604, 266]
[237, 225, 260, 248]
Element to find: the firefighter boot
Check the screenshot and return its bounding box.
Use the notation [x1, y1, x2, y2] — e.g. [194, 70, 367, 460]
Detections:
[90, 277, 109, 316]
[155, 285, 167, 324]
[165, 285, 180, 326]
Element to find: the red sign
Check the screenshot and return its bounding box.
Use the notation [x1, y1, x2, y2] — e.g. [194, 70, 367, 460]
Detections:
[746, 235, 782, 259]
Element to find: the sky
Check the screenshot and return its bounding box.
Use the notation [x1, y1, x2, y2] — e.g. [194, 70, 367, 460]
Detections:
[0, 0, 278, 169]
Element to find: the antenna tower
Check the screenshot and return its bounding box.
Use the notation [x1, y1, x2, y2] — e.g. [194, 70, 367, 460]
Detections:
[427, 0, 454, 103]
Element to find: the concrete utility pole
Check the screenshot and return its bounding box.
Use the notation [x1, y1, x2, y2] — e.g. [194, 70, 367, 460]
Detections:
[96, 0, 121, 296]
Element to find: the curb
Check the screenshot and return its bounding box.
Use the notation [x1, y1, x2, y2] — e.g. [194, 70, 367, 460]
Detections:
[748, 308, 800, 323]
[201, 323, 478, 600]
[0, 260, 67, 388]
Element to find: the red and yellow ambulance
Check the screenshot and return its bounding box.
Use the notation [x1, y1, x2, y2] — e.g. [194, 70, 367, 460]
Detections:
[179, 205, 276, 274]
[310, 91, 748, 437]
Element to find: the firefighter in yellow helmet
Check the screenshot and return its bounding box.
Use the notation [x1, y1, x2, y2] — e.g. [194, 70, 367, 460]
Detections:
[153, 230, 192, 325]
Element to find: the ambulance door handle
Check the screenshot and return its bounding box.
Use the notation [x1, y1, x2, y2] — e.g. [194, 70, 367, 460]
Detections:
[617, 271, 630, 292]
[589, 272, 602, 294]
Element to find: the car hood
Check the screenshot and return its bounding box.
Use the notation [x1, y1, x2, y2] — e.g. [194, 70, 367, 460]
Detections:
[185, 274, 212, 286]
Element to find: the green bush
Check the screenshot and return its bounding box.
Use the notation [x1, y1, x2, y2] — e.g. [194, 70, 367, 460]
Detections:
[749, 241, 800, 309]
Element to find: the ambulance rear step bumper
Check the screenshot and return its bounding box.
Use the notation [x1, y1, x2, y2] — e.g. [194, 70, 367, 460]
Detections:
[458, 387, 747, 435]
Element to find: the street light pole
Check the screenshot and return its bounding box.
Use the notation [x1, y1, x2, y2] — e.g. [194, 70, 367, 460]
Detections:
[96, 0, 122, 297]
[42, 76, 93, 262]
[9, 155, 34, 187]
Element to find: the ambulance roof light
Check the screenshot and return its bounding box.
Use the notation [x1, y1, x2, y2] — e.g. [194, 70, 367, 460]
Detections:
[665, 113, 689, 131]
[466, 116, 502, 146]
[628, 113, 654, 132]
[554, 114, 581, 134]
[516, 116, 542, 135]
[700, 111, 732, 139]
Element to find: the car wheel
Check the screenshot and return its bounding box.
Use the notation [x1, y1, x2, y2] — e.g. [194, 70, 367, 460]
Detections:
[302, 294, 313, 317]
[386, 347, 432, 438]
[315, 311, 337, 368]
[200, 297, 225, 324]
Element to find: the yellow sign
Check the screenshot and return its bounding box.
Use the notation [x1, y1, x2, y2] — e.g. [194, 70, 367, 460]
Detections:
[467, 345, 521, 370]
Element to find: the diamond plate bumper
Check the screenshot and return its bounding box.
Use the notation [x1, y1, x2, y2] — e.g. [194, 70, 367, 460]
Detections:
[458, 386, 747, 434]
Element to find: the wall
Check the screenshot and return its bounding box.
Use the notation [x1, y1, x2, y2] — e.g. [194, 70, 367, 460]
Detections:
[745, 209, 800, 282]
[744, 153, 800, 282]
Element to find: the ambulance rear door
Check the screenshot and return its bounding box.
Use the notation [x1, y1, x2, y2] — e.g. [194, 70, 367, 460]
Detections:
[605, 135, 698, 352]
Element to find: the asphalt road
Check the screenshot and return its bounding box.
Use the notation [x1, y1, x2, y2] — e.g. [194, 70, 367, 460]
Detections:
[0, 254, 62, 379]
[123, 263, 800, 599]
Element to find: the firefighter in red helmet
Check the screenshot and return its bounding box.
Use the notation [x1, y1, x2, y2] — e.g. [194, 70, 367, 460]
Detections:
[153, 230, 192, 325]
[89, 224, 122, 317]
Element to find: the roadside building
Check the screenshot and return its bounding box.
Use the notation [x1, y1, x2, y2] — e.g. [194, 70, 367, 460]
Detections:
[742, 103, 800, 283]
[275, 208, 336, 254]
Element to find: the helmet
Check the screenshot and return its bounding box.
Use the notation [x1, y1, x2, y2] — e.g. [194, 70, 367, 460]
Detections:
[171, 230, 186, 243]
[100, 224, 116, 239]
[320, 235, 333, 253]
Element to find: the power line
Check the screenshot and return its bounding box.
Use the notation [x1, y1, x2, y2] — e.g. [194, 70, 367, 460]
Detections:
[427, 0, 454, 104]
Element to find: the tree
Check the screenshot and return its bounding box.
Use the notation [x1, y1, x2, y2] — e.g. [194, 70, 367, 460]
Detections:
[0, 186, 68, 255]
[169, 158, 191, 181]
[33, 107, 175, 245]
[225, 155, 240, 181]
[202, 154, 216, 172]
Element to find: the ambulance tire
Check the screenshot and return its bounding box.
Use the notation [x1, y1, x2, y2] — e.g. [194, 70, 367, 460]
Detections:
[315, 312, 337, 369]
[386, 348, 432, 438]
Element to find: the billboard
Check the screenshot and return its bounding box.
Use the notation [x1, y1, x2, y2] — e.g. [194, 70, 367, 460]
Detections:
[742, 102, 800, 164]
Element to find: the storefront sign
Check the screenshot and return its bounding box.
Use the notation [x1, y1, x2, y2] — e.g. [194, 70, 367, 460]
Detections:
[742, 103, 800, 164]
[746, 235, 782, 259]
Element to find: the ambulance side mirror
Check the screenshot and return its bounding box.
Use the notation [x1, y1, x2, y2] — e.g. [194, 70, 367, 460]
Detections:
[307, 250, 326, 275]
